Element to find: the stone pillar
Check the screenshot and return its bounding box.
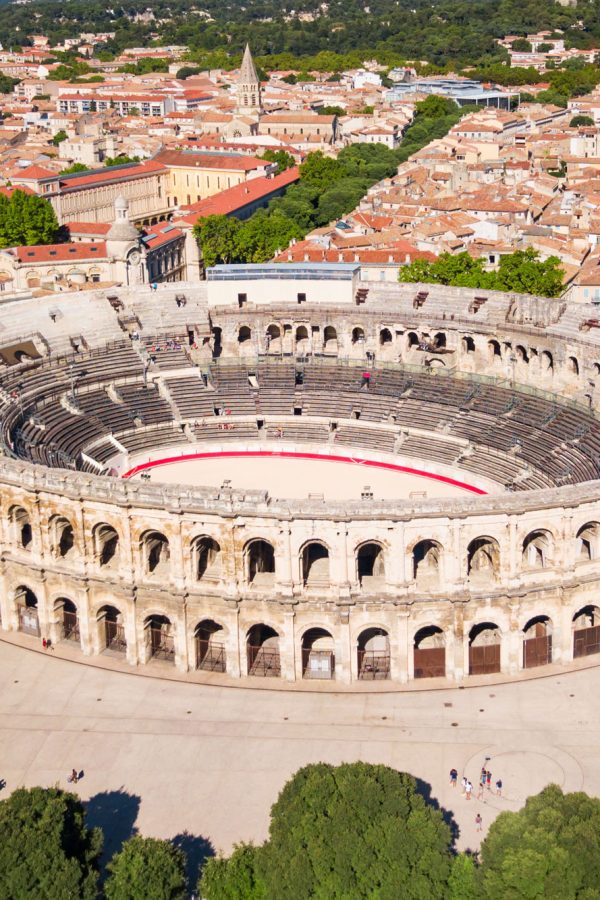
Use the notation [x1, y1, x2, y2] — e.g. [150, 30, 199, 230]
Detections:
[450, 602, 465, 682]
[78, 586, 93, 656]
[335, 607, 352, 684]
[227, 605, 241, 678]
[278, 525, 294, 596]
[389, 523, 405, 589]
[279, 608, 296, 682]
[396, 607, 410, 682]
[175, 600, 188, 673]
[126, 600, 140, 666]
[506, 600, 521, 674]
[0, 564, 12, 630]
[556, 588, 572, 664]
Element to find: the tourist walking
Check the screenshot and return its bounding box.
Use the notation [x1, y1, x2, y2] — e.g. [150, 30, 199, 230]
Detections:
[486, 770, 492, 790]
[496, 778, 503, 796]
[476, 813, 483, 832]
[450, 768, 458, 788]
[67, 769, 78, 784]
[465, 780, 473, 800]
[461, 776, 467, 794]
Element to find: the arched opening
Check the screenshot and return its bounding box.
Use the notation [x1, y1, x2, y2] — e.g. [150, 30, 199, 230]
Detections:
[352, 326, 365, 344]
[238, 325, 251, 344]
[522, 530, 553, 570]
[194, 619, 226, 672]
[356, 542, 385, 587]
[468, 623, 500, 675]
[573, 606, 600, 658]
[541, 350, 553, 372]
[301, 542, 330, 586]
[144, 614, 175, 663]
[433, 332, 446, 349]
[51, 517, 75, 558]
[462, 336, 475, 353]
[568, 356, 579, 376]
[16, 586, 39, 635]
[379, 328, 392, 346]
[302, 627, 335, 680]
[593, 362, 600, 377]
[247, 624, 280, 677]
[212, 326, 222, 358]
[142, 531, 170, 576]
[523, 616, 552, 668]
[97, 605, 125, 653]
[323, 325, 337, 352]
[193, 537, 221, 580]
[246, 539, 275, 586]
[488, 339, 501, 359]
[407, 331, 419, 348]
[414, 626, 445, 679]
[295, 325, 309, 353]
[266, 324, 281, 352]
[94, 524, 119, 568]
[576, 522, 600, 561]
[412, 539, 441, 585]
[515, 345, 529, 363]
[467, 537, 500, 581]
[55, 598, 79, 642]
[11, 506, 32, 550]
[357, 627, 390, 680]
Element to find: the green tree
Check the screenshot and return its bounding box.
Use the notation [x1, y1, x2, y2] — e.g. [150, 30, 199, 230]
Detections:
[59, 162, 90, 175]
[235, 209, 303, 262]
[479, 785, 600, 899]
[105, 835, 187, 900]
[570, 114, 595, 127]
[511, 38, 532, 52]
[259, 148, 296, 171]
[105, 155, 141, 167]
[299, 150, 345, 190]
[0, 190, 60, 248]
[0, 786, 101, 899]
[201, 844, 265, 900]
[193, 214, 241, 266]
[176, 65, 201, 79]
[202, 763, 454, 899]
[52, 129, 68, 146]
[318, 105, 345, 116]
[448, 854, 478, 900]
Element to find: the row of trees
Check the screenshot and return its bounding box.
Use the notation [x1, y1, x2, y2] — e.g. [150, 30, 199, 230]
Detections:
[399, 249, 566, 298]
[0, 190, 59, 249]
[194, 143, 401, 266]
[5, 766, 600, 899]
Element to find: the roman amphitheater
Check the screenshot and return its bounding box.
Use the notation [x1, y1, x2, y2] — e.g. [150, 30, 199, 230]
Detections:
[2, 261, 600, 688]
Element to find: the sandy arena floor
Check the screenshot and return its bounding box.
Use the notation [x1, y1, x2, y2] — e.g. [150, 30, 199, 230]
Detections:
[126, 450, 495, 500]
[0, 639, 597, 863]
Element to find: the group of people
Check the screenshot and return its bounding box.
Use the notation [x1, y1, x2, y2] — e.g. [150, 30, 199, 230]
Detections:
[146, 339, 182, 353]
[449, 762, 504, 836]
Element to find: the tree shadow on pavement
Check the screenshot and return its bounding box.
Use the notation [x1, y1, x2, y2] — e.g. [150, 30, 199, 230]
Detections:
[415, 776, 460, 844]
[172, 830, 215, 891]
[85, 788, 141, 870]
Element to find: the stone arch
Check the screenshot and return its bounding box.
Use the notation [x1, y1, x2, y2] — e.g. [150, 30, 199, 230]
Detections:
[301, 540, 330, 586]
[541, 350, 553, 372]
[467, 536, 500, 581]
[576, 522, 600, 561]
[238, 325, 251, 344]
[54, 596, 79, 643]
[468, 622, 501, 675]
[246, 623, 280, 677]
[515, 344, 529, 363]
[488, 339, 501, 359]
[93, 523, 119, 568]
[266, 323, 281, 351]
[144, 613, 175, 663]
[567, 355, 579, 375]
[462, 335, 475, 353]
[412, 539, 442, 585]
[9, 505, 32, 550]
[15, 585, 39, 635]
[572, 605, 600, 658]
[191, 536, 222, 580]
[592, 362, 600, 376]
[246, 539, 275, 585]
[295, 325, 309, 352]
[141, 530, 170, 576]
[194, 618, 226, 672]
[433, 332, 446, 349]
[97, 604, 126, 653]
[356, 541, 385, 586]
[407, 331, 419, 348]
[49, 515, 75, 559]
[352, 326, 365, 344]
[413, 625, 445, 678]
[522, 615, 553, 668]
[522, 529, 553, 569]
[301, 626, 335, 680]
[379, 327, 393, 346]
[357, 627, 390, 680]
[323, 325, 337, 351]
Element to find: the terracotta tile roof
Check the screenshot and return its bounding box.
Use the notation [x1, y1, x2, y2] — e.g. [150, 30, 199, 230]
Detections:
[273, 244, 435, 265]
[14, 242, 107, 262]
[65, 221, 111, 236]
[0, 185, 34, 197]
[179, 166, 299, 223]
[142, 221, 184, 249]
[154, 149, 266, 171]
[13, 164, 57, 181]
[58, 160, 166, 190]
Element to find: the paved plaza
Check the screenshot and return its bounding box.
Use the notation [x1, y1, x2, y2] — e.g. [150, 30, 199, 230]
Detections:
[0, 638, 598, 861]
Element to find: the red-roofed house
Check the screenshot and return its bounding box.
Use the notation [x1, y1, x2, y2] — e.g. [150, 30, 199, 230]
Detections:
[178, 166, 300, 224]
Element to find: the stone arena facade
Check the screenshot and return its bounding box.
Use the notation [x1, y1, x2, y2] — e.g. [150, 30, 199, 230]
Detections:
[2, 265, 600, 685]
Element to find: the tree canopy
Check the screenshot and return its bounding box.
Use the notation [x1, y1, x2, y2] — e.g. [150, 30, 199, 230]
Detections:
[200, 762, 453, 899]
[399, 249, 565, 298]
[0, 190, 60, 248]
[479, 785, 600, 899]
[105, 835, 187, 900]
[0, 786, 102, 899]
